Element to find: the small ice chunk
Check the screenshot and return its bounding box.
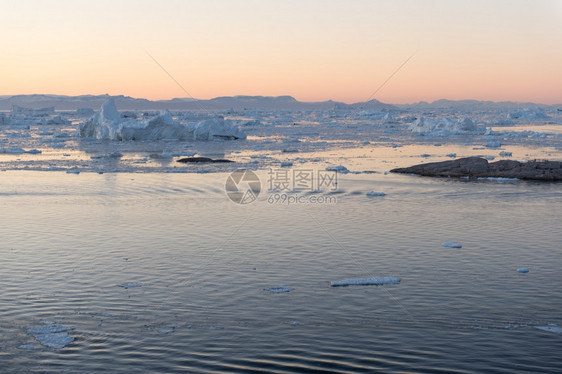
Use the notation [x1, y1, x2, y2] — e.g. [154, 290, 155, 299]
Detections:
[446, 153, 457, 158]
[330, 276, 400, 287]
[442, 242, 462, 248]
[119, 282, 143, 289]
[486, 141, 501, 148]
[499, 151, 512, 157]
[535, 324, 562, 334]
[366, 191, 386, 197]
[291, 321, 300, 326]
[517, 268, 529, 273]
[325, 165, 349, 173]
[158, 325, 177, 334]
[420, 153, 431, 158]
[280, 161, 293, 167]
[27, 324, 74, 349]
[264, 286, 294, 293]
[18, 343, 35, 350]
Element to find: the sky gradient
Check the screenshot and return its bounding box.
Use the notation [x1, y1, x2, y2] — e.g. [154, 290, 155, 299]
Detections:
[1, 0, 561, 104]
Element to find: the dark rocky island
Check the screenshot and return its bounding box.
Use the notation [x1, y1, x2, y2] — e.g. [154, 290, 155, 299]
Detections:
[391, 157, 562, 181]
[176, 157, 234, 163]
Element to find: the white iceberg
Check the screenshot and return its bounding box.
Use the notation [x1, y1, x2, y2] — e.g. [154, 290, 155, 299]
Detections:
[79, 98, 245, 141]
[27, 323, 74, 349]
[508, 106, 549, 121]
[330, 276, 400, 287]
[409, 117, 485, 136]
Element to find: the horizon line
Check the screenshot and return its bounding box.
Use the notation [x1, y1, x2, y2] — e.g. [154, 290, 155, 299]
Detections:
[0, 93, 560, 107]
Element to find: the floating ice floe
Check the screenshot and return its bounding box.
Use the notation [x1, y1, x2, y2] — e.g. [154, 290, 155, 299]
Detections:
[442, 242, 462, 248]
[119, 282, 143, 289]
[264, 286, 294, 293]
[330, 276, 400, 287]
[409, 117, 485, 136]
[79, 99, 245, 141]
[499, 151, 512, 157]
[280, 161, 293, 167]
[535, 324, 562, 334]
[478, 177, 519, 182]
[0, 147, 42, 154]
[325, 165, 349, 173]
[485, 141, 501, 148]
[517, 268, 529, 273]
[366, 191, 386, 197]
[446, 153, 457, 158]
[27, 323, 74, 349]
[18, 343, 35, 350]
[158, 325, 177, 334]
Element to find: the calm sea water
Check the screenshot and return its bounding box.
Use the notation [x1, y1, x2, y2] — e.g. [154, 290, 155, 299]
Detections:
[1, 170, 561, 373]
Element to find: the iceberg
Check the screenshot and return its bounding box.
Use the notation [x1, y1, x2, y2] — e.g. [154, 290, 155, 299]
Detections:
[79, 98, 245, 141]
[508, 106, 549, 121]
[517, 268, 529, 273]
[330, 276, 400, 287]
[409, 117, 485, 136]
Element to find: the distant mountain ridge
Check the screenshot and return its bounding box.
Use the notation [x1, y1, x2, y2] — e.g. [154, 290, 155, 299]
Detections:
[0, 94, 557, 111]
[0, 94, 394, 111]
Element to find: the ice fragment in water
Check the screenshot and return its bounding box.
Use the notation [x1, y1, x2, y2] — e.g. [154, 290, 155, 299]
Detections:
[264, 286, 294, 293]
[442, 242, 462, 248]
[27, 323, 74, 349]
[330, 277, 400, 287]
[517, 268, 529, 273]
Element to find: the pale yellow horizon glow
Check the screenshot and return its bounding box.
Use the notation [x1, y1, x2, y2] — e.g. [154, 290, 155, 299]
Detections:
[1, 0, 561, 104]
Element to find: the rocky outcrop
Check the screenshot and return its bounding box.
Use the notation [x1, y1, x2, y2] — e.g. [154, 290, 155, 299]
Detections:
[176, 157, 233, 163]
[391, 157, 562, 181]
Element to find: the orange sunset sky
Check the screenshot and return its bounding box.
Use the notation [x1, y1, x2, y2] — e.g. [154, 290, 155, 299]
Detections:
[1, 0, 561, 104]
